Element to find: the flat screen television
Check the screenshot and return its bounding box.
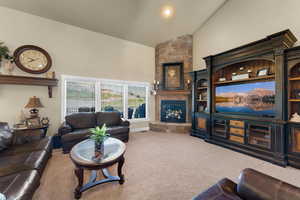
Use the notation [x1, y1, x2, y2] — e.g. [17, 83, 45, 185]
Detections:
[215, 81, 276, 117]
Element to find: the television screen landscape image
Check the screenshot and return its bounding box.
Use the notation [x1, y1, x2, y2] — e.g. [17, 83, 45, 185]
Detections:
[215, 81, 276, 117]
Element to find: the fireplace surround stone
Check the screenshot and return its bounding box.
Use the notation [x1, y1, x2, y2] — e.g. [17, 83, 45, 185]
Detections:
[150, 35, 193, 134]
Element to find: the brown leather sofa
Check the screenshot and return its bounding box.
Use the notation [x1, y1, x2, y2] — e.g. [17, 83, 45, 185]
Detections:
[193, 168, 300, 200]
[58, 112, 130, 153]
[0, 122, 52, 200]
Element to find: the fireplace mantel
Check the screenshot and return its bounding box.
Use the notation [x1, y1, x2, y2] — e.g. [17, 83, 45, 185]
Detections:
[156, 90, 191, 96]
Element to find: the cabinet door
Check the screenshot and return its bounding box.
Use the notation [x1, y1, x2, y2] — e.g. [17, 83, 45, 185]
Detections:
[196, 117, 207, 131]
[247, 123, 271, 149]
[290, 127, 300, 154]
[212, 119, 227, 138]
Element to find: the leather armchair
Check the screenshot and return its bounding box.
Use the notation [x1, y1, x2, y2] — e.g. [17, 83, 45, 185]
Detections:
[193, 168, 300, 200]
[59, 112, 130, 153]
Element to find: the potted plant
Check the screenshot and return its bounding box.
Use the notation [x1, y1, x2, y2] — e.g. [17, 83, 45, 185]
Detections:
[0, 42, 11, 73]
[89, 124, 110, 161]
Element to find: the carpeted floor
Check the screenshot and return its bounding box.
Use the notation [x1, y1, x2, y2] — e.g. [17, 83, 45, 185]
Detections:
[33, 131, 300, 200]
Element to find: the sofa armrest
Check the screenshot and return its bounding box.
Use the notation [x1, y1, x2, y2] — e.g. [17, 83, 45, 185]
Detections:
[237, 168, 300, 200]
[120, 118, 130, 127]
[193, 178, 240, 200]
[58, 122, 73, 136]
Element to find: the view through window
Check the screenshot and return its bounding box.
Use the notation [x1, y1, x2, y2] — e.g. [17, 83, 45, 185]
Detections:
[62, 76, 149, 121]
[66, 81, 95, 116]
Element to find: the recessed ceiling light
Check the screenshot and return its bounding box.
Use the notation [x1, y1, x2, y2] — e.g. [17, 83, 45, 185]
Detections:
[161, 5, 174, 19]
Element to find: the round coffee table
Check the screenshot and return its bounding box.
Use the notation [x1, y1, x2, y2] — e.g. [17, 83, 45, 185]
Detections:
[70, 138, 126, 199]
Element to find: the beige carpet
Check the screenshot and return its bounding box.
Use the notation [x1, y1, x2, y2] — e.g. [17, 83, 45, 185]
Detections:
[33, 131, 300, 200]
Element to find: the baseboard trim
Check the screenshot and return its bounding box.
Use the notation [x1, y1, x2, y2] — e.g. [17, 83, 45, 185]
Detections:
[131, 127, 149, 132]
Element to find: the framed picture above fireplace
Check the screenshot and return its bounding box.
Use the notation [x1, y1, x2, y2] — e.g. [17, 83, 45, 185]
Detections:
[162, 62, 184, 90]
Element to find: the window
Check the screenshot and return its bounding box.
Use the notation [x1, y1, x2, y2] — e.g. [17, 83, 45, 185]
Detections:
[62, 75, 149, 121]
[100, 83, 124, 116]
[65, 81, 95, 116]
[128, 86, 146, 119]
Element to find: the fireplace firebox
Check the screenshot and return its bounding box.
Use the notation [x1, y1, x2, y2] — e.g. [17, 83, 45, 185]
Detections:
[160, 100, 186, 123]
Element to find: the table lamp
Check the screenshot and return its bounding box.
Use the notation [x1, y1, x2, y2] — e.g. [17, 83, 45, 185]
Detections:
[25, 96, 44, 118]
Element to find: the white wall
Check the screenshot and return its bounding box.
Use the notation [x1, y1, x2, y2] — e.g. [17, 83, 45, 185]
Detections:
[193, 0, 300, 69]
[0, 6, 155, 135]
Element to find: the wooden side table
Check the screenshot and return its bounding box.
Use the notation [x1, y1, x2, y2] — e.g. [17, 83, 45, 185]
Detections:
[12, 125, 49, 144]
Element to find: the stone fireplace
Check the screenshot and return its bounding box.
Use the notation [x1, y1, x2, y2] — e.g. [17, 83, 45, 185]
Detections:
[149, 34, 193, 133]
[150, 34, 192, 133]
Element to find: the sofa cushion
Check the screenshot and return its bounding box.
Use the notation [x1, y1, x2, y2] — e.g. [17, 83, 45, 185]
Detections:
[61, 129, 90, 143]
[96, 112, 121, 127]
[0, 150, 49, 174]
[193, 178, 242, 200]
[66, 112, 96, 129]
[0, 170, 40, 200]
[0, 122, 12, 152]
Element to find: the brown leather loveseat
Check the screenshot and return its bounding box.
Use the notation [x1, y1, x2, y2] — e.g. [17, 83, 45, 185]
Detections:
[0, 122, 52, 200]
[58, 112, 130, 153]
[193, 168, 300, 200]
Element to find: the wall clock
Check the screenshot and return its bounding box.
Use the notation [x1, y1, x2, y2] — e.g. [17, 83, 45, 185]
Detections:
[14, 45, 52, 74]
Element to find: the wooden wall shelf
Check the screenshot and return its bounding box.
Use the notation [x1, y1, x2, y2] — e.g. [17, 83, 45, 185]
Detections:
[197, 87, 208, 90]
[289, 77, 300, 81]
[0, 74, 58, 98]
[289, 99, 300, 102]
[214, 75, 275, 85]
[156, 90, 191, 96]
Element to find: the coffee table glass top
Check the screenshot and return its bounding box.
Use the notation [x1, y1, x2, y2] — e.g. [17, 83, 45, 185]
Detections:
[70, 138, 126, 166]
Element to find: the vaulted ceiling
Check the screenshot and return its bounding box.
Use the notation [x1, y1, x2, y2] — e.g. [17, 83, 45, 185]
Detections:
[0, 0, 226, 47]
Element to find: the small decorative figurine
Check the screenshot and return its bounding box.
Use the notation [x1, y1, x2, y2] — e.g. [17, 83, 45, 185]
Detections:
[290, 113, 300, 122]
[41, 117, 50, 126]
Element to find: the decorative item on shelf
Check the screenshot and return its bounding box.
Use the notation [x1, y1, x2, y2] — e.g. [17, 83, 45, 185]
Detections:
[198, 105, 206, 112]
[218, 77, 226, 82]
[3, 57, 15, 75]
[41, 117, 50, 126]
[231, 72, 237, 80]
[151, 80, 160, 95]
[257, 68, 269, 76]
[186, 79, 191, 89]
[247, 69, 253, 78]
[232, 73, 249, 80]
[46, 71, 55, 79]
[292, 89, 300, 99]
[25, 96, 44, 118]
[198, 93, 202, 101]
[290, 113, 300, 122]
[14, 45, 52, 74]
[0, 42, 10, 74]
[26, 117, 41, 128]
[89, 124, 110, 162]
[199, 80, 208, 87]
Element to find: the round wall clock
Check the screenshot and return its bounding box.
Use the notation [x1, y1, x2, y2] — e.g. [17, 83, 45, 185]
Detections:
[14, 45, 52, 74]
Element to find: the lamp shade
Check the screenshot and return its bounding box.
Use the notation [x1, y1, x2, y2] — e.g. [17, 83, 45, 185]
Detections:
[25, 96, 44, 108]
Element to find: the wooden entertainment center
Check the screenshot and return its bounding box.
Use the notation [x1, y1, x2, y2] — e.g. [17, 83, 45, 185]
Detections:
[191, 30, 300, 168]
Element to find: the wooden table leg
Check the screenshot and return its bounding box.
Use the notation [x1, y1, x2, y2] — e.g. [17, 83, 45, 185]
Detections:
[74, 167, 84, 199]
[118, 156, 125, 184]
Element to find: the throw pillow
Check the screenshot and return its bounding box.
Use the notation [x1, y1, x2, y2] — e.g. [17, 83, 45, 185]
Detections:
[0, 122, 12, 151]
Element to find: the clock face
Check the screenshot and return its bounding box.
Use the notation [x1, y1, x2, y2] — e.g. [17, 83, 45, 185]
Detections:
[19, 50, 48, 71]
[14, 45, 52, 74]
